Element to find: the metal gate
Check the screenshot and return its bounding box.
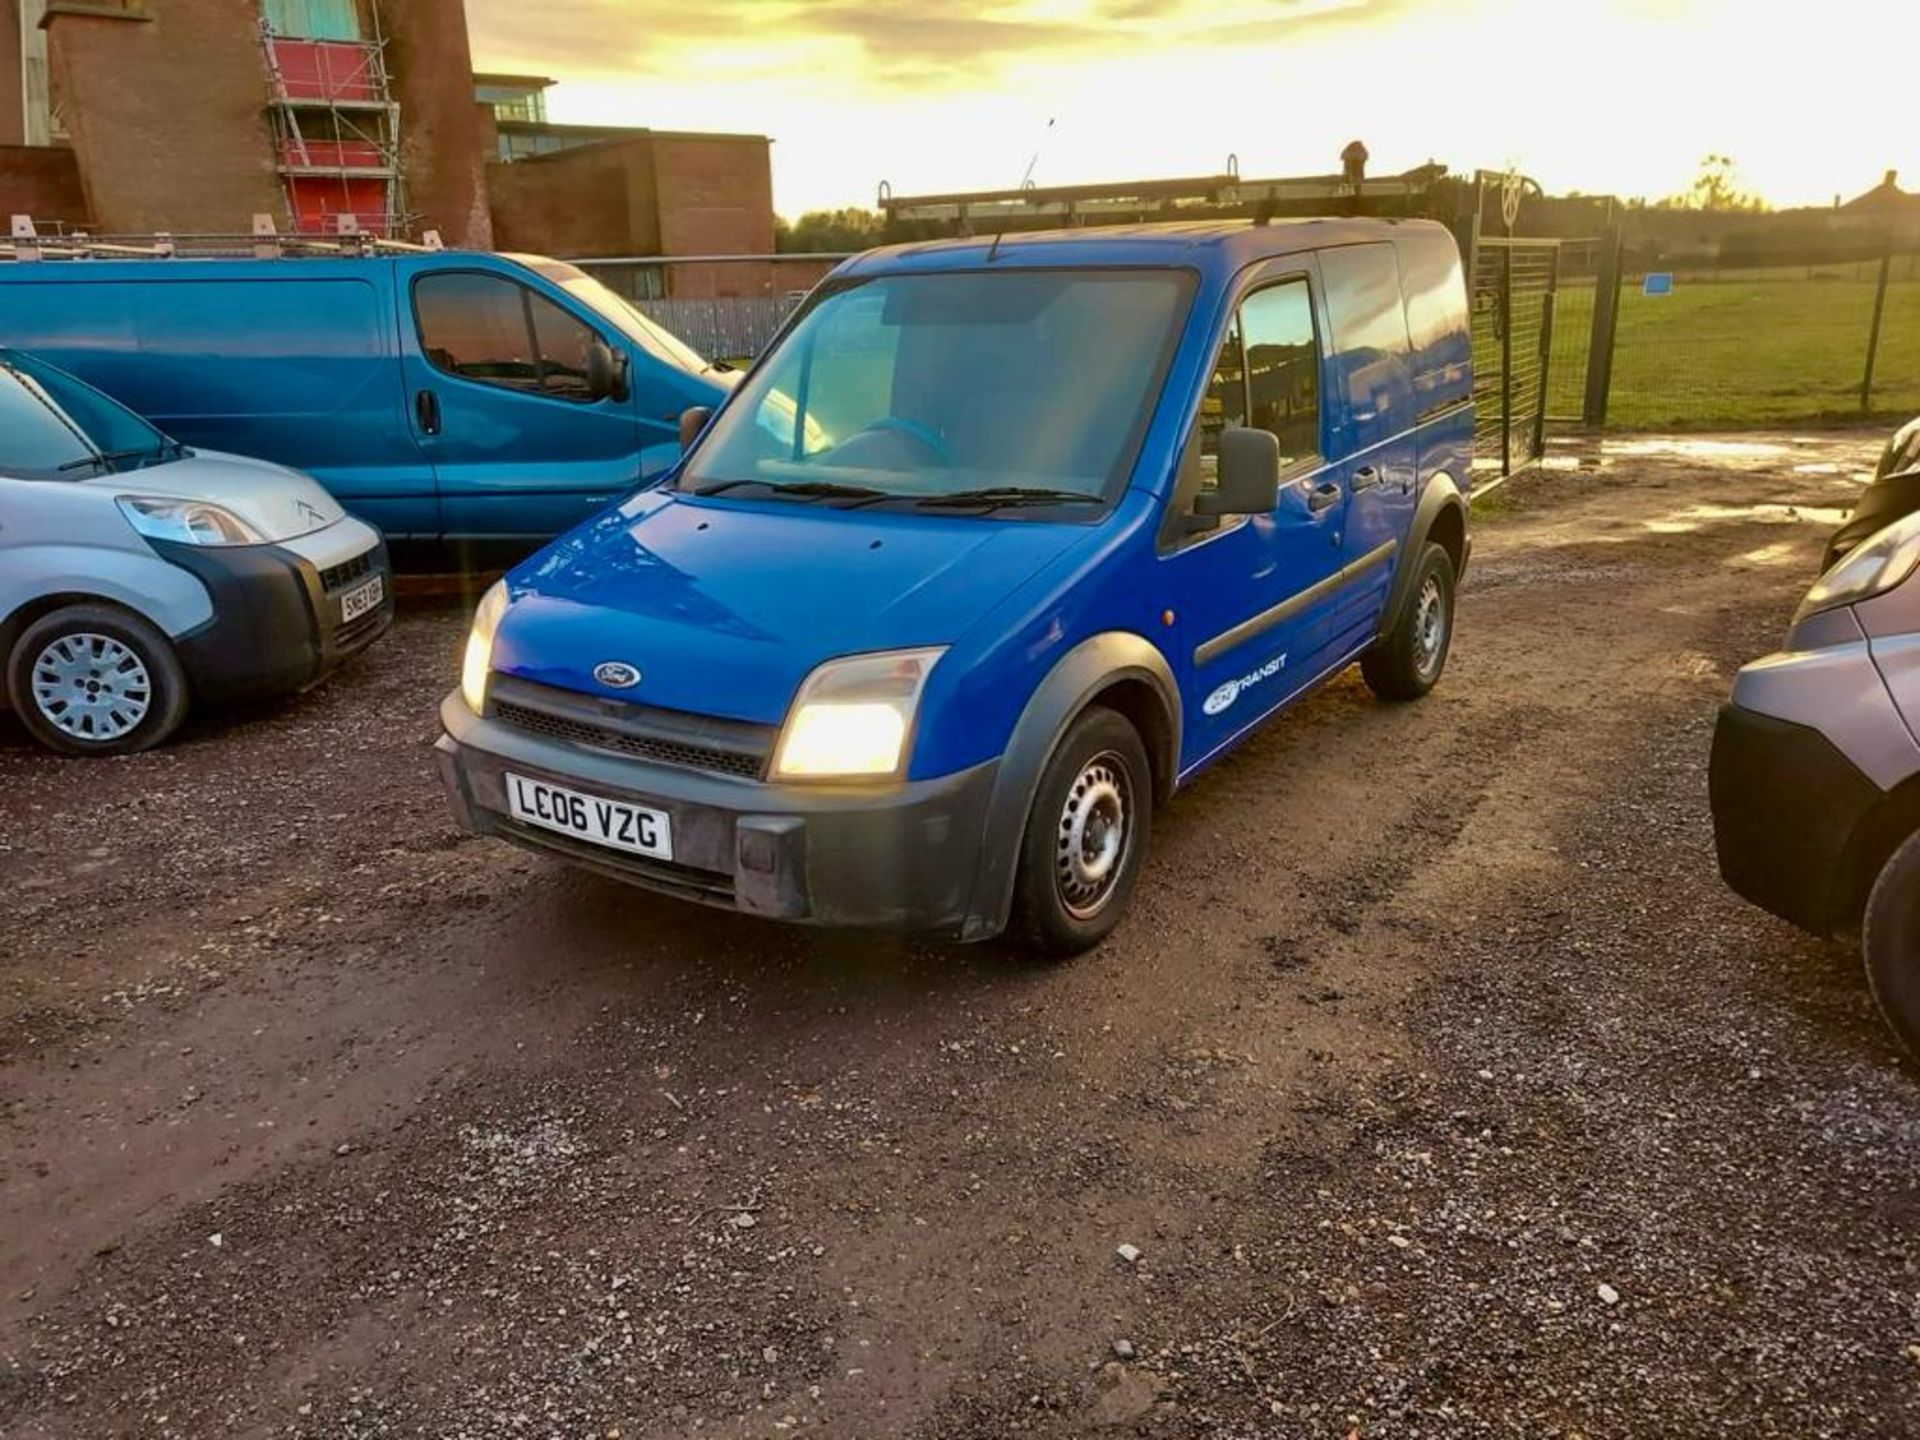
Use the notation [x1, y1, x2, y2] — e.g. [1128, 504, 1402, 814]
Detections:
[1469, 236, 1561, 478]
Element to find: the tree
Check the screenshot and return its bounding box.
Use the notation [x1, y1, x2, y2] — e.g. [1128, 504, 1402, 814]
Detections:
[775, 207, 888, 254]
[1665, 155, 1770, 213]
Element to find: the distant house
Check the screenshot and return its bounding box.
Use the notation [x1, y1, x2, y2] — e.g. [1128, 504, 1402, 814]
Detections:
[1839, 170, 1920, 238]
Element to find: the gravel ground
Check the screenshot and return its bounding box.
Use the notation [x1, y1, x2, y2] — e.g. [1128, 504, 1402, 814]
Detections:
[1, 432, 1916, 1438]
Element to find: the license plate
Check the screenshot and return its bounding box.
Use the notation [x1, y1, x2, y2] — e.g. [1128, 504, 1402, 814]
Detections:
[340, 572, 385, 623]
[505, 773, 673, 861]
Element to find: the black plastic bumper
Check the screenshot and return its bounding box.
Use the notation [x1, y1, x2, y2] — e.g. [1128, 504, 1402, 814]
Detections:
[157, 539, 395, 704]
[1709, 702, 1882, 936]
[436, 692, 999, 935]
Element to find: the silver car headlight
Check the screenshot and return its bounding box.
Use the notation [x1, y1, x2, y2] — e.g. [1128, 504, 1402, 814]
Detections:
[772, 647, 946, 781]
[1797, 512, 1920, 622]
[461, 581, 509, 714]
[116, 495, 264, 546]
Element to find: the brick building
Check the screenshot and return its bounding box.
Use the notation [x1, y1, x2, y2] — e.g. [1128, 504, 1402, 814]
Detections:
[1, 0, 792, 295]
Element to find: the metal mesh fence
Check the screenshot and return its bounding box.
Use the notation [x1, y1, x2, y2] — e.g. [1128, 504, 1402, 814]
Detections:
[1470, 242, 1557, 473]
[1601, 254, 1920, 428]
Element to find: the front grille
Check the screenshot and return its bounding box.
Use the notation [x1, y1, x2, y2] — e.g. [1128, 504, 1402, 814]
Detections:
[490, 678, 774, 781]
[319, 548, 377, 594]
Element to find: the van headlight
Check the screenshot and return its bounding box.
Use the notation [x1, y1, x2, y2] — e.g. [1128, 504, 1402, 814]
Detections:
[773, 647, 945, 780]
[1796, 515, 1920, 623]
[117, 495, 263, 546]
[461, 581, 509, 714]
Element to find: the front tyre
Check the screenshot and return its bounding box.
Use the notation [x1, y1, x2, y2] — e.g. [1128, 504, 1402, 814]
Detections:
[1362, 542, 1456, 702]
[1009, 706, 1152, 958]
[7, 604, 190, 757]
[1864, 829, 1920, 1060]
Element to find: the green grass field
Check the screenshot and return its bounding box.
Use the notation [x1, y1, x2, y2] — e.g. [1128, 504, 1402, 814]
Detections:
[1536, 271, 1920, 429]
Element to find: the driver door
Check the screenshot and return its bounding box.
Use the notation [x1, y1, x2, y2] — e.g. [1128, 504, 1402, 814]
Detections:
[1158, 265, 1349, 770]
[399, 262, 646, 557]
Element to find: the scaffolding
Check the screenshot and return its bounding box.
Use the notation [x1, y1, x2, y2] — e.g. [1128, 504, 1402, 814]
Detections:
[257, 0, 407, 238]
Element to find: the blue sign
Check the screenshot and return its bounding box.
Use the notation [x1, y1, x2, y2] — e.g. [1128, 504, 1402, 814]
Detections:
[1643, 272, 1674, 297]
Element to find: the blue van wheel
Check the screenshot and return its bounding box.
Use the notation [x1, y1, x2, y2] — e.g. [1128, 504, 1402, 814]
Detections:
[1009, 706, 1152, 957]
[1362, 543, 1456, 702]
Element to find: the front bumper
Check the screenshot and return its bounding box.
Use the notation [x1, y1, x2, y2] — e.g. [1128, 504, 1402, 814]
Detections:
[436, 692, 999, 934]
[156, 520, 395, 703]
[1709, 701, 1883, 935]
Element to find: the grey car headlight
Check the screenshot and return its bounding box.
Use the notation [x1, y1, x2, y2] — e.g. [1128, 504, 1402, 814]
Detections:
[116, 495, 265, 546]
[1797, 511, 1920, 623]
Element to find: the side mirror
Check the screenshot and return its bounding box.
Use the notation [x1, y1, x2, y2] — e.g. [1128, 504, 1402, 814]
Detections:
[678, 405, 713, 452]
[1193, 427, 1281, 517]
[585, 340, 630, 403]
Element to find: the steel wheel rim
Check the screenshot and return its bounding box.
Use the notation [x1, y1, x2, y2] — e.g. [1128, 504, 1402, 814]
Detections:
[31, 633, 152, 741]
[1056, 750, 1132, 920]
[1413, 575, 1448, 678]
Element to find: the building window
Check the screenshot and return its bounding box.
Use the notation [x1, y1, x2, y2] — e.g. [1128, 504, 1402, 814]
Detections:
[262, 0, 362, 42]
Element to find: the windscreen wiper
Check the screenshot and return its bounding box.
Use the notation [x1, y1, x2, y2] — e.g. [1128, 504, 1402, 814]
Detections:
[911, 487, 1105, 510]
[766, 481, 895, 501]
[57, 446, 173, 474]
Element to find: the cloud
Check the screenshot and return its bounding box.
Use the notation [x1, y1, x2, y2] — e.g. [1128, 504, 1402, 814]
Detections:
[466, 0, 1420, 88]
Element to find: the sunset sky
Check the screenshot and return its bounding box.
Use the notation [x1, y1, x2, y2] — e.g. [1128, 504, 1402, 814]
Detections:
[465, 0, 1918, 219]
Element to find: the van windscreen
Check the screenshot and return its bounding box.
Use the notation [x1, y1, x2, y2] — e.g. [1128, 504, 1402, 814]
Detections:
[681, 269, 1194, 508]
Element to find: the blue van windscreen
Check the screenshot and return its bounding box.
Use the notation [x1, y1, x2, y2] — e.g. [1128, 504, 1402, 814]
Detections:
[683, 270, 1194, 504]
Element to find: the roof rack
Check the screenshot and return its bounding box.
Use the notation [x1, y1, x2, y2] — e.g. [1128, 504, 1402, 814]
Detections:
[5, 214, 445, 263]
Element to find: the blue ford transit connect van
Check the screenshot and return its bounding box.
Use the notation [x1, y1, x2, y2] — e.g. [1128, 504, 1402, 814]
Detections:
[0, 251, 730, 565]
[436, 219, 1473, 953]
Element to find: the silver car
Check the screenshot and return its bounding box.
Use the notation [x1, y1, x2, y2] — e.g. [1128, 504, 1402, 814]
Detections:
[1711, 509, 1920, 1056]
[0, 348, 393, 755]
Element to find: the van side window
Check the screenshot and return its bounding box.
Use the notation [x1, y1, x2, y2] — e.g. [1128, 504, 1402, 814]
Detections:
[415, 273, 603, 403]
[1197, 278, 1320, 488]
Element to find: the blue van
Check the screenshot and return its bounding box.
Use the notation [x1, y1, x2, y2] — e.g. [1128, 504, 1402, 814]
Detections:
[436, 219, 1473, 953]
[0, 251, 730, 565]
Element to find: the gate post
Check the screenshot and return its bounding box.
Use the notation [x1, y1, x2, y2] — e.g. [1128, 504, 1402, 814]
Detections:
[1500, 246, 1513, 477]
[1862, 223, 1894, 415]
[1584, 222, 1624, 428]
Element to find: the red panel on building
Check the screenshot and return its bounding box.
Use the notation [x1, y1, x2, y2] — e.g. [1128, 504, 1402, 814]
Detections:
[271, 39, 381, 103]
[286, 175, 391, 235]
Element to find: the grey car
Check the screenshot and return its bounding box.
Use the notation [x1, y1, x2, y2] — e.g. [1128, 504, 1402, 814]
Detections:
[0, 349, 394, 755]
[1711, 509, 1920, 1056]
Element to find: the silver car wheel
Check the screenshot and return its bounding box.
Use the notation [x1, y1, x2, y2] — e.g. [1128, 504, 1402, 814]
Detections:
[31, 632, 153, 742]
[1056, 751, 1132, 920]
[1413, 574, 1448, 679]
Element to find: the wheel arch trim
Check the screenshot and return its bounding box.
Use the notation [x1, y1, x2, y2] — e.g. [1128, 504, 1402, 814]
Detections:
[959, 630, 1181, 941]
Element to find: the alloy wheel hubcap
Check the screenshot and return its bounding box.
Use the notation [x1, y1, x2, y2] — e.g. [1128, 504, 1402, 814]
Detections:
[31, 633, 152, 741]
[1057, 752, 1131, 920]
[1413, 575, 1447, 677]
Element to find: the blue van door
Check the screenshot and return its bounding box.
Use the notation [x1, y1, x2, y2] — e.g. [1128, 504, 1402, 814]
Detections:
[400, 263, 650, 546]
[1161, 269, 1349, 770]
[1319, 243, 1417, 651]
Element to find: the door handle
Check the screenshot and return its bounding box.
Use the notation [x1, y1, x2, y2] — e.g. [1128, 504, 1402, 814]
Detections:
[1307, 482, 1342, 513]
[415, 388, 441, 437]
[1351, 465, 1381, 491]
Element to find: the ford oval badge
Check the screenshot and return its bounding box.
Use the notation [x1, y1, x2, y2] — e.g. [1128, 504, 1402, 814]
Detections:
[593, 661, 641, 689]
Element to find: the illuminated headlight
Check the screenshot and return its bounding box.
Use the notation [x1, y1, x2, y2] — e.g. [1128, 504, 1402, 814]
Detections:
[116, 495, 263, 546]
[460, 580, 509, 714]
[773, 647, 945, 780]
[1797, 513, 1920, 623]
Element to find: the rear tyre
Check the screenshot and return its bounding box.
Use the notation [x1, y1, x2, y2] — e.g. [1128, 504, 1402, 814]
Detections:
[1362, 542, 1456, 702]
[1864, 829, 1920, 1060]
[1008, 706, 1152, 958]
[6, 604, 189, 757]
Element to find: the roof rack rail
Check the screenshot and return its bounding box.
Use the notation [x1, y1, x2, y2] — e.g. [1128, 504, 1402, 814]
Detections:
[4, 214, 445, 263]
